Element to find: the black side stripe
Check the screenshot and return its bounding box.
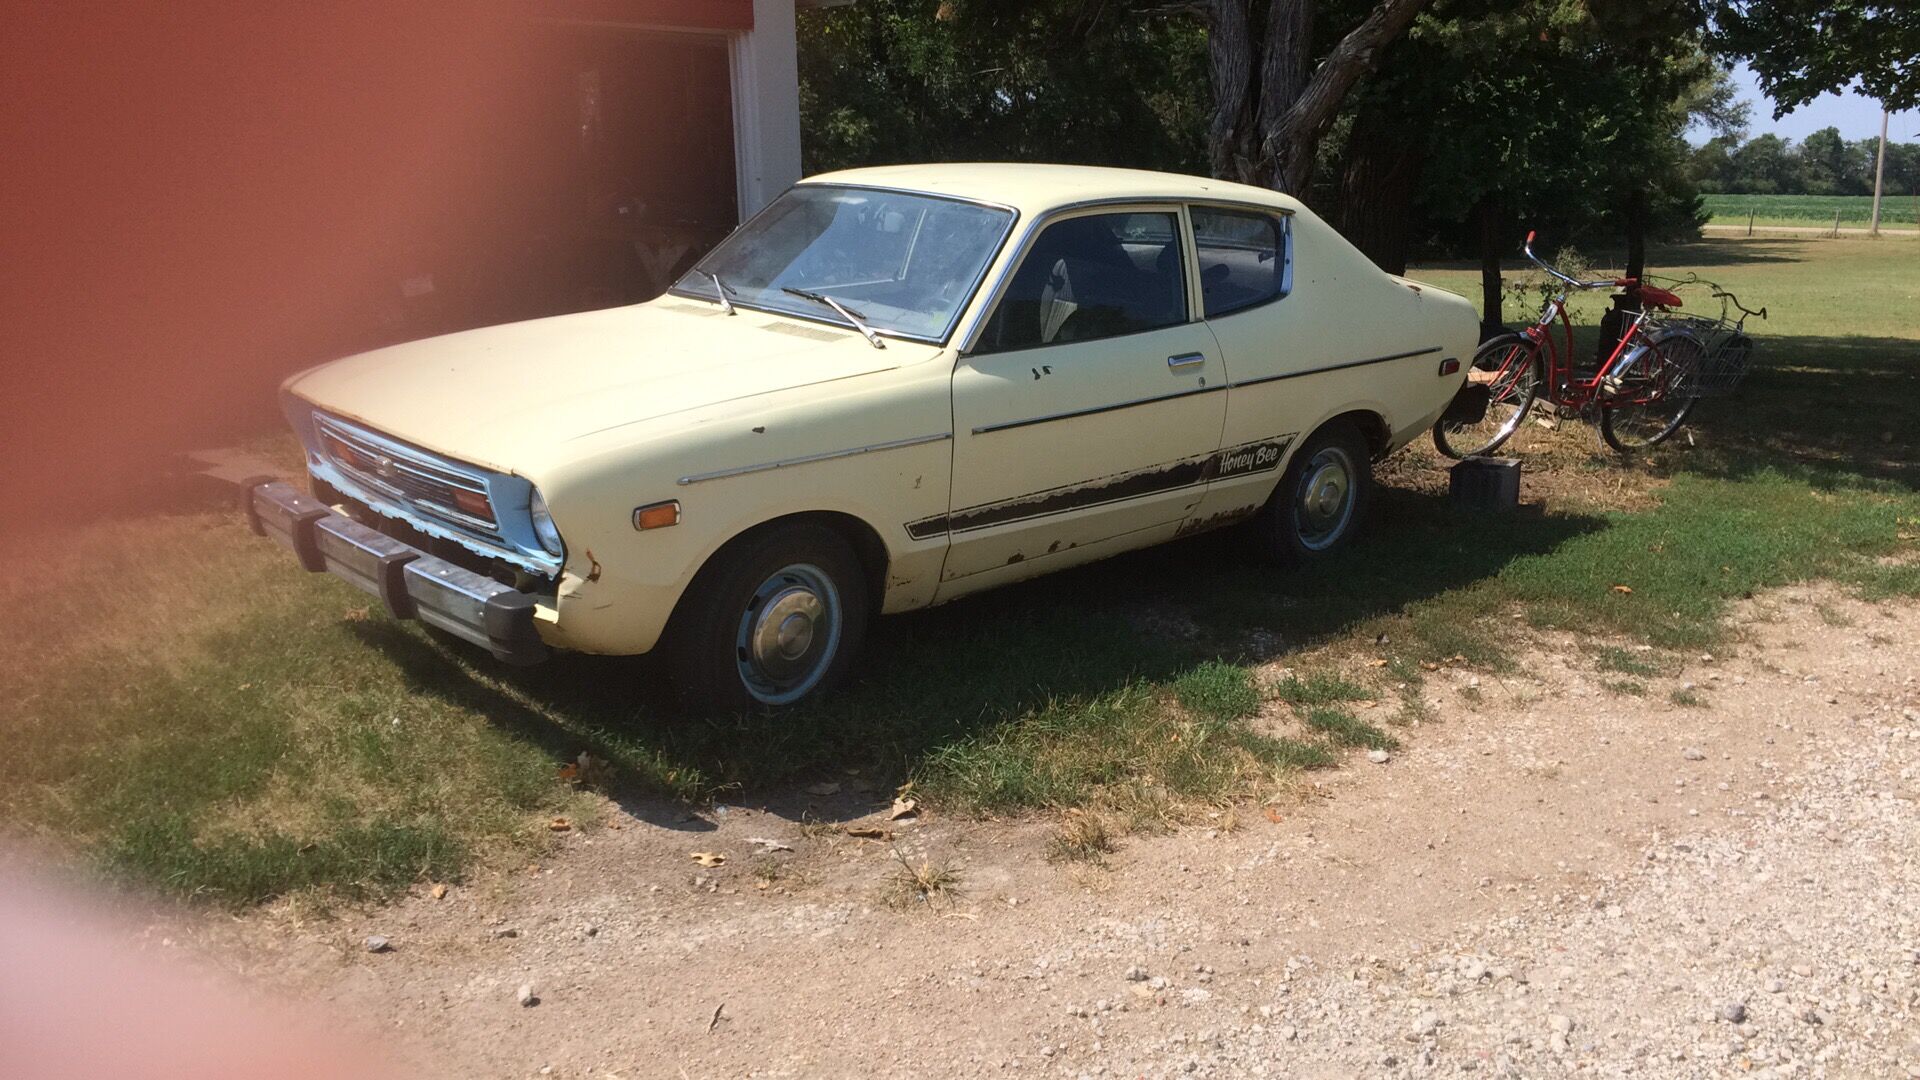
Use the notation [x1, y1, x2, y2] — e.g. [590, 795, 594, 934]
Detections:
[968, 346, 1441, 436]
[972, 383, 1225, 435]
[906, 436, 1294, 540]
[1228, 345, 1442, 389]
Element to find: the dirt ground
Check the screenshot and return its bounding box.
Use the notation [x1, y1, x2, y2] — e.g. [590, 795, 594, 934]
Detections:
[154, 584, 1919, 1079]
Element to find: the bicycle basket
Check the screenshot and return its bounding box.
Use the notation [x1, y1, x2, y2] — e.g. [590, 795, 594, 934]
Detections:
[1647, 314, 1753, 397]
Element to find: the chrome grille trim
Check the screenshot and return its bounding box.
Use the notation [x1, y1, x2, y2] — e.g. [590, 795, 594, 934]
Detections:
[314, 414, 502, 539]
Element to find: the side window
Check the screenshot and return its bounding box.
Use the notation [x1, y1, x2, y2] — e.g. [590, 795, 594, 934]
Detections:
[977, 211, 1187, 353]
[1192, 207, 1290, 319]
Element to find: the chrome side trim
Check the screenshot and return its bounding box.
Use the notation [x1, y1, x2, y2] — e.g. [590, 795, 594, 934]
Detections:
[1228, 346, 1443, 389]
[971, 383, 1226, 436]
[675, 432, 952, 486]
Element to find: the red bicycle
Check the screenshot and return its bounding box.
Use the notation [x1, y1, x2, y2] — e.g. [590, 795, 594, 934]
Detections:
[1434, 232, 1709, 458]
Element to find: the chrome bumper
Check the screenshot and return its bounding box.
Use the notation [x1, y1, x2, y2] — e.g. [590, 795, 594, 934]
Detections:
[245, 479, 549, 666]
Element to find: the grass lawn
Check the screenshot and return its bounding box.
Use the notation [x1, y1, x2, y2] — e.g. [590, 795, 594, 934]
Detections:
[1702, 193, 1919, 232]
[4, 236, 1916, 906]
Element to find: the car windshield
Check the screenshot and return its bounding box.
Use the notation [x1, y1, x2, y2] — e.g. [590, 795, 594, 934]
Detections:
[672, 185, 1014, 341]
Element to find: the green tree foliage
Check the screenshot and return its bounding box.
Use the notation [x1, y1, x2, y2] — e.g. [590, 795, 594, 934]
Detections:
[1322, 0, 1722, 308]
[1714, 2, 1920, 113]
[797, 0, 1209, 174]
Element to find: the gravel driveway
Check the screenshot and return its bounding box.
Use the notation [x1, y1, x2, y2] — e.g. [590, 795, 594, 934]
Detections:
[175, 584, 1920, 1078]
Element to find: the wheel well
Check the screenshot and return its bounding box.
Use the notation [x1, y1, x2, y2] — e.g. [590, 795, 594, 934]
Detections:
[706, 510, 890, 608]
[1321, 410, 1392, 460]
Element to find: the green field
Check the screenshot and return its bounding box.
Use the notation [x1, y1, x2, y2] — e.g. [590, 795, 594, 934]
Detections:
[1703, 193, 1919, 231]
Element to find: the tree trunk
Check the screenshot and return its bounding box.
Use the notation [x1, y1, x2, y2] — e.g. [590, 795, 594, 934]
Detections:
[1335, 103, 1420, 273]
[1205, 0, 1256, 184]
[1259, 0, 1431, 193]
[1201, 0, 1434, 195]
[1475, 197, 1505, 340]
[1623, 187, 1648, 282]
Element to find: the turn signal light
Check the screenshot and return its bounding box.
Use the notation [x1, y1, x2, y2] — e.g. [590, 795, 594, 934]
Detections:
[1438, 358, 1461, 376]
[451, 489, 494, 520]
[633, 501, 681, 531]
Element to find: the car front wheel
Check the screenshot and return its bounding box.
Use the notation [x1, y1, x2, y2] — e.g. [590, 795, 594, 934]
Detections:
[1249, 421, 1372, 563]
[663, 521, 869, 713]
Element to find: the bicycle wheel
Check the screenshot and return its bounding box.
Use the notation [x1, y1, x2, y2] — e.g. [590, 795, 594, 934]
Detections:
[1599, 332, 1704, 453]
[1433, 333, 1540, 459]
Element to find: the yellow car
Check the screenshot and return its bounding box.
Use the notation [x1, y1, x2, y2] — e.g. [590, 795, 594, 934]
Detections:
[252, 164, 1475, 710]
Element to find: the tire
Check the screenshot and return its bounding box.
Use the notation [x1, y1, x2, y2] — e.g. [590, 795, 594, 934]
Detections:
[1433, 333, 1541, 459]
[1250, 421, 1372, 564]
[1598, 333, 1702, 454]
[661, 521, 870, 713]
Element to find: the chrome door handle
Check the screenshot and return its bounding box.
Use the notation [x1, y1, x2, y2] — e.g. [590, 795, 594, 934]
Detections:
[1167, 352, 1206, 371]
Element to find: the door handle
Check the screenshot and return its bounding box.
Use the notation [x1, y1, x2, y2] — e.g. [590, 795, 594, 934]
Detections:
[1167, 352, 1206, 372]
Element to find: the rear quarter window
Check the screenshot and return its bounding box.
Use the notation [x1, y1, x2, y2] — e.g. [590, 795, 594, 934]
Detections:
[1193, 207, 1291, 319]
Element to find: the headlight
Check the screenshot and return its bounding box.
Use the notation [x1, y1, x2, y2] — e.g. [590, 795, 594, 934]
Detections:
[528, 488, 564, 556]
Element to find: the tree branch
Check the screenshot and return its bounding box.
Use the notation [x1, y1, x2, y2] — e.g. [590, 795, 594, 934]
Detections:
[1262, 0, 1432, 192]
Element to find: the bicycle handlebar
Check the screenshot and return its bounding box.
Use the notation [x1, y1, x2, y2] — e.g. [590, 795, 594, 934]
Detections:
[1521, 231, 1618, 291]
[1713, 289, 1767, 321]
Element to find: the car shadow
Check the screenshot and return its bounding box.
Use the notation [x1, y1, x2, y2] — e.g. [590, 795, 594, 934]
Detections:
[367, 480, 1607, 820]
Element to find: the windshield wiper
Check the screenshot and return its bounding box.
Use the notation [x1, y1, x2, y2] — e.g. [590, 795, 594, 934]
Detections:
[780, 287, 885, 349]
[701, 270, 736, 316]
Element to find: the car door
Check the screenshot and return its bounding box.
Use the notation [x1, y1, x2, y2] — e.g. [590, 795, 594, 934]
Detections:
[1185, 204, 1308, 525]
[932, 206, 1227, 583]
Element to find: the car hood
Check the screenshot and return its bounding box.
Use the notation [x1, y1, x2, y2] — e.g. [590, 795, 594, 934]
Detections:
[286, 298, 933, 471]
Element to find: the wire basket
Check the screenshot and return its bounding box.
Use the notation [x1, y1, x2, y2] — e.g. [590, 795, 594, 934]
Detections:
[1645, 313, 1754, 397]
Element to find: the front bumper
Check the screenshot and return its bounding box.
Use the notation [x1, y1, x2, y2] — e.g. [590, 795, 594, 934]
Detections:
[245, 479, 550, 665]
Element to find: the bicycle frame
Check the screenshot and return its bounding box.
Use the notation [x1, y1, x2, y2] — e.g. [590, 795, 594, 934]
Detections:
[1506, 232, 1663, 410]
[1520, 292, 1656, 409]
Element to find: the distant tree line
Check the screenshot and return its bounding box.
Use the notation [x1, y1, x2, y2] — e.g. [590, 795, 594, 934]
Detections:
[1689, 128, 1920, 196]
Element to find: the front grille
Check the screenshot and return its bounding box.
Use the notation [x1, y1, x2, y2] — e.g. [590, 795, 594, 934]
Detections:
[314, 414, 502, 540]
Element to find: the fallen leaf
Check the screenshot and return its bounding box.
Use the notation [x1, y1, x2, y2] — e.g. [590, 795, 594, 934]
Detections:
[1611, 584, 1634, 594]
[343, 606, 370, 622]
[430, 883, 448, 900]
[1367, 658, 1390, 667]
[1263, 806, 1284, 824]
[690, 852, 726, 867]
[845, 826, 892, 840]
[745, 837, 794, 853]
[556, 763, 580, 783]
[888, 796, 920, 821]
[804, 781, 841, 797]
[1356, 699, 1379, 709]
[1420, 661, 1441, 672]
[547, 817, 572, 832]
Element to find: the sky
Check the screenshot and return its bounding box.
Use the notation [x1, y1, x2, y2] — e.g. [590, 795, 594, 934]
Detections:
[1697, 63, 1920, 145]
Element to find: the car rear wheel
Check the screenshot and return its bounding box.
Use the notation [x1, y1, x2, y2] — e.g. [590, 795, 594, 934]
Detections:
[663, 522, 869, 713]
[1249, 421, 1372, 563]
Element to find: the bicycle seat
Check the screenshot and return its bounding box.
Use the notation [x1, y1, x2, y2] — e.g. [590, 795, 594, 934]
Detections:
[1637, 285, 1682, 309]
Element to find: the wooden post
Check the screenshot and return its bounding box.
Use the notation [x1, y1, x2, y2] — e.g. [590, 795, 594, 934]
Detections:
[1747, 210, 1754, 237]
[1870, 108, 1888, 237]
[1832, 210, 1841, 238]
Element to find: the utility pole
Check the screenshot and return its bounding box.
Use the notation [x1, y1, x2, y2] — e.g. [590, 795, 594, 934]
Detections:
[1870, 108, 1889, 236]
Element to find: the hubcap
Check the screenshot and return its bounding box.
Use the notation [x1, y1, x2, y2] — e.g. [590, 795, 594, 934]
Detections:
[1294, 448, 1356, 551]
[735, 564, 841, 705]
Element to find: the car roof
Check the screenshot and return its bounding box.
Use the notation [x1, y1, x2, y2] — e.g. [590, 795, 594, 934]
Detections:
[799, 163, 1304, 219]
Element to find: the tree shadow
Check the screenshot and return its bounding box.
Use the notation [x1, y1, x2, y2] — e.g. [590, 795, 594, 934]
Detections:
[1662, 332, 1920, 491]
[370, 483, 1607, 816]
